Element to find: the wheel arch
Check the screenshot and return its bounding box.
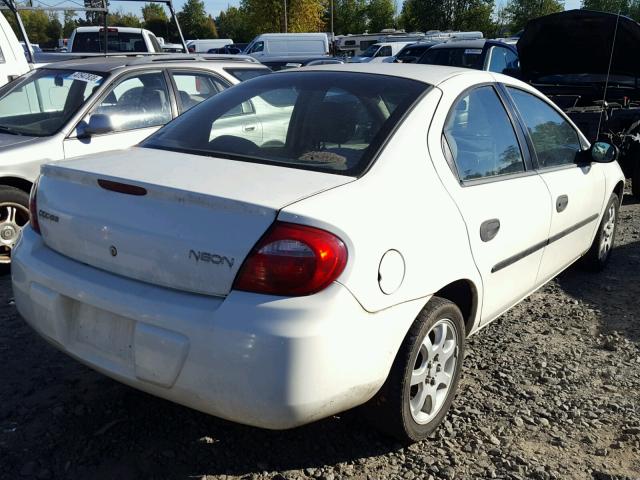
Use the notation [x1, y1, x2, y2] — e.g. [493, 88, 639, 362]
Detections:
[613, 180, 625, 206]
[431, 279, 479, 336]
[0, 177, 34, 195]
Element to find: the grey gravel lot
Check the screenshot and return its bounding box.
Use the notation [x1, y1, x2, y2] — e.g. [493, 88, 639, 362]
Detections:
[1, 189, 639, 480]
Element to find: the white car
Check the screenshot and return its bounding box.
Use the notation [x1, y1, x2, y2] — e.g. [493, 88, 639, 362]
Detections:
[12, 64, 625, 442]
[0, 55, 269, 264]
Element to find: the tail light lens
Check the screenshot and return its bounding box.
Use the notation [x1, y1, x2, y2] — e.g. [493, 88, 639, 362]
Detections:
[28, 177, 40, 235]
[233, 222, 348, 296]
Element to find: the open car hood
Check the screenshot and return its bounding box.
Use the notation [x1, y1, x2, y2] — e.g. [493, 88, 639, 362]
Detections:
[518, 9, 640, 82]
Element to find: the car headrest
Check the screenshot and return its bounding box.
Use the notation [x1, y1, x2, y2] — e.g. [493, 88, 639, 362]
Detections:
[313, 102, 358, 145]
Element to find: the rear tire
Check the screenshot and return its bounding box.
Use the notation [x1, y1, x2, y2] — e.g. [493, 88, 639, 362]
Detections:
[0, 186, 30, 268]
[362, 297, 465, 443]
[583, 193, 619, 272]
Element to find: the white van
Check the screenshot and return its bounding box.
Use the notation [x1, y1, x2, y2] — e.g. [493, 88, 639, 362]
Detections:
[350, 42, 413, 63]
[244, 33, 329, 59]
[186, 39, 233, 53]
[0, 12, 30, 86]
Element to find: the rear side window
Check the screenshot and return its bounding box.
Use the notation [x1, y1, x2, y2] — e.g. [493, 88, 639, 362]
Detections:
[444, 86, 525, 181]
[172, 72, 227, 113]
[143, 72, 429, 176]
[507, 88, 581, 168]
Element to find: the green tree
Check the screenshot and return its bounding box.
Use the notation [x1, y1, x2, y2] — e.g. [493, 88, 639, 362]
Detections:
[216, 6, 253, 41]
[331, 0, 367, 34]
[7, 9, 51, 44]
[366, 0, 395, 32]
[400, 0, 495, 34]
[45, 12, 63, 47]
[582, 0, 640, 20]
[142, 2, 173, 39]
[63, 11, 78, 38]
[241, 0, 326, 35]
[178, 0, 218, 38]
[107, 10, 142, 27]
[505, 0, 564, 32]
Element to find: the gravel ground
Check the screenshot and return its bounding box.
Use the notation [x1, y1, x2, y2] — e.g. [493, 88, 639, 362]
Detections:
[1, 189, 639, 480]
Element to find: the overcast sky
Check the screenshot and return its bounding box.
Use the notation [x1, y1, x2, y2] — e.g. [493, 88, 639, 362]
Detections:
[115, 0, 583, 20]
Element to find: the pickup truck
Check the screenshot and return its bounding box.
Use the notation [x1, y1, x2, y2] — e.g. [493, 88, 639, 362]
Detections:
[67, 26, 163, 53]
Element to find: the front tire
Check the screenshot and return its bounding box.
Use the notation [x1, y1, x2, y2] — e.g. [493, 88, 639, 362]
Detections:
[0, 186, 30, 266]
[583, 193, 619, 272]
[364, 297, 466, 443]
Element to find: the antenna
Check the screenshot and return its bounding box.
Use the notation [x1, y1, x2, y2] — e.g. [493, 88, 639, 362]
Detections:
[596, 7, 622, 140]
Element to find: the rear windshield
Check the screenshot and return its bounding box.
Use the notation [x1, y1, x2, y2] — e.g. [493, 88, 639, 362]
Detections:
[143, 71, 428, 176]
[224, 68, 271, 82]
[72, 31, 148, 53]
[419, 47, 482, 69]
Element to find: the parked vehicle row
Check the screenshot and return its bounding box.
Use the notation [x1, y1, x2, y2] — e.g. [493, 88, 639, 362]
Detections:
[0, 6, 632, 446]
[0, 55, 270, 263]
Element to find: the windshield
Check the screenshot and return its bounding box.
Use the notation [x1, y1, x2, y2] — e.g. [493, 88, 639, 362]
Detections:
[72, 31, 147, 52]
[143, 71, 429, 176]
[419, 47, 483, 69]
[0, 69, 106, 137]
[361, 45, 380, 57]
[224, 68, 271, 82]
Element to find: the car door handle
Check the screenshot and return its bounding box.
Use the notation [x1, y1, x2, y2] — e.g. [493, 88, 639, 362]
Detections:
[556, 195, 569, 213]
[243, 125, 256, 132]
[480, 219, 500, 242]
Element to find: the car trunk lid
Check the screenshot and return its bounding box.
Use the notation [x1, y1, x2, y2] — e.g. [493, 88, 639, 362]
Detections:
[36, 147, 353, 296]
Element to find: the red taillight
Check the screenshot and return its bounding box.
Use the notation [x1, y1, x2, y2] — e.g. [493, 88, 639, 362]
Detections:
[28, 177, 40, 234]
[233, 222, 348, 296]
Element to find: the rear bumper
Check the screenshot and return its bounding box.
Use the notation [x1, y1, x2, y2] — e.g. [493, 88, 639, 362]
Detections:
[12, 227, 424, 429]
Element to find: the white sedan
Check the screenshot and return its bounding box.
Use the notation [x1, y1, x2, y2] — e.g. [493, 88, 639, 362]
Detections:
[12, 64, 625, 442]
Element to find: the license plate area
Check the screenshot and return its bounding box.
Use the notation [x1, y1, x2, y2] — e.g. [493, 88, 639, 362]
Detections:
[70, 302, 135, 364]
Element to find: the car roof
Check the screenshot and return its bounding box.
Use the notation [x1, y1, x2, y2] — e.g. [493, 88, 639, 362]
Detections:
[288, 63, 486, 85]
[39, 55, 263, 73]
[74, 26, 146, 33]
[430, 39, 516, 50]
[431, 39, 487, 49]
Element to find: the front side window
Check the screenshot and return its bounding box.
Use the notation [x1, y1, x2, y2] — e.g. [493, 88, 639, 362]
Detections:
[143, 72, 429, 176]
[172, 72, 227, 113]
[444, 86, 525, 181]
[88, 71, 171, 132]
[248, 41, 264, 53]
[361, 45, 379, 57]
[507, 88, 581, 168]
[0, 69, 105, 136]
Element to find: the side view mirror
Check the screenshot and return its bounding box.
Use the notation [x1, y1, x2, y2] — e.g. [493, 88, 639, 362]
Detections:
[591, 141, 618, 163]
[81, 113, 114, 138]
